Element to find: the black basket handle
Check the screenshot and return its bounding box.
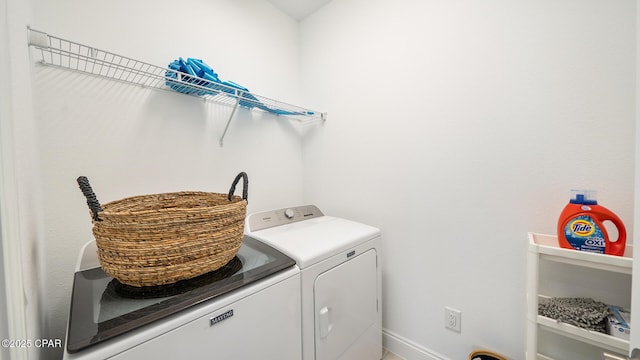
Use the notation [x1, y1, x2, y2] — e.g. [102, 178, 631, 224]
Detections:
[228, 172, 248, 202]
[77, 176, 103, 221]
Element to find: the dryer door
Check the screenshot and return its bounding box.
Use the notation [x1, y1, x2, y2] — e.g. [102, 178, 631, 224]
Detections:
[314, 249, 380, 360]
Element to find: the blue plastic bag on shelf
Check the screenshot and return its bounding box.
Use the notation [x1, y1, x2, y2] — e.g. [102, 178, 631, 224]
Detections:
[165, 57, 312, 116]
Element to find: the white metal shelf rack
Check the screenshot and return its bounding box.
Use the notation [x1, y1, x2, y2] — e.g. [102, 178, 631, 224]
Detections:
[527, 232, 633, 360]
[27, 27, 326, 146]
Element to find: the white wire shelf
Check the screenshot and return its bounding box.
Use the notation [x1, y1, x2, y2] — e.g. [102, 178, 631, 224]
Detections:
[27, 27, 326, 145]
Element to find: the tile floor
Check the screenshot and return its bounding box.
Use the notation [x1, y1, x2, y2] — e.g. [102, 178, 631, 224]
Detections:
[382, 349, 404, 360]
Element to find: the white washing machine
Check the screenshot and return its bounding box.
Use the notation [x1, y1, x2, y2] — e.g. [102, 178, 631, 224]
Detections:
[63, 236, 301, 359]
[246, 205, 382, 360]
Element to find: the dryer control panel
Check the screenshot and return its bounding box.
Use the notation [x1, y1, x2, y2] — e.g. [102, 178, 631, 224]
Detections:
[247, 205, 324, 232]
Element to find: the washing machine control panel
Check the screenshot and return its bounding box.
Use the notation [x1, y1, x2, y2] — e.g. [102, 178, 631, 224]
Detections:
[284, 208, 296, 219]
[248, 205, 325, 232]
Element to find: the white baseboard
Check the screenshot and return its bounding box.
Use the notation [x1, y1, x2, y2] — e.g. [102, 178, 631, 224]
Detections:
[383, 329, 449, 360]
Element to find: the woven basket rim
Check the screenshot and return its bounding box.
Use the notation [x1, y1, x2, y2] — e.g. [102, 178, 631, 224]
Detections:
[99, 191, 246, 216]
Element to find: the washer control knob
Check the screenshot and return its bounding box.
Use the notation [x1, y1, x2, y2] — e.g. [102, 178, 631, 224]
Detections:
[284, 208, 295, 219]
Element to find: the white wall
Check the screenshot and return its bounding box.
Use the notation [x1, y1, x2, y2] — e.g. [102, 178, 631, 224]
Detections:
[30, 1, 305, 358]
[300, 0, 635, 359]
[1, 0, 43, 359]
[14, 0, 637, 359]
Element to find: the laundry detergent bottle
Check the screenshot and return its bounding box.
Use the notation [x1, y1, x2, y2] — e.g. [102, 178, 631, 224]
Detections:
[557, 190, 626, 256]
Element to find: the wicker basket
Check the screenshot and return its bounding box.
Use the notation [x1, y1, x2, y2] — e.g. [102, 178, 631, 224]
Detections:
[77, 172, 248, 287]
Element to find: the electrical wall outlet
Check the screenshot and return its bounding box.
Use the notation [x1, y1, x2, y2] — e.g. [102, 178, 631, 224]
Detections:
[445, 307, 461, 333]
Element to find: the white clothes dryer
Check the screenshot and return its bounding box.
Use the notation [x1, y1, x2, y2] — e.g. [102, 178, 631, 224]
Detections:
[246, 205, 382, 360]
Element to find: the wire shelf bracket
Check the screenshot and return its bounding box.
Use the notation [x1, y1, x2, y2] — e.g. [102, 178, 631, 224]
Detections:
[26, 27, 327, 146]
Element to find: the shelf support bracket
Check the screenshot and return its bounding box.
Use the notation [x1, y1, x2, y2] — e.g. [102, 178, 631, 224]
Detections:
[219, 93, 243, 147]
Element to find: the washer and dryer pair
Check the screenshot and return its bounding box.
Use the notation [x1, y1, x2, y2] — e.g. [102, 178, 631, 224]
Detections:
[63, 205, 381, 360]
[246, 205, 382, 360]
